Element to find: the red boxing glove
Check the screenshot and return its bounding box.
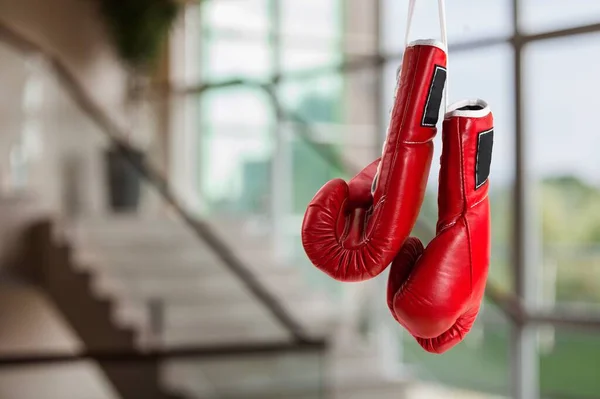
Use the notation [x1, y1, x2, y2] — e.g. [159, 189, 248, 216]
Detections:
[387, 99, 494, 354]
[301, 40, 447, 282]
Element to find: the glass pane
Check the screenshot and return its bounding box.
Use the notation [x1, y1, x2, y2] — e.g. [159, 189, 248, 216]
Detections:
[381, 0, 512, 54]
[278, 75, 343, 125]
[201, 0, 270, 35]
[520, 0, 600, 33]
[281, 0, 342, 41]
[199, 88, 274, 215]
[401, 300, 510, 396]
[524, 33, 600, 307]
[279, 74, 347, 298]
[538, 328, 600, 398]
[290, 134, 344, 214]
[278, 76, 345, 215]
[393, 44, 515, 291]
[280, 48, 341, 75]
[288, 226, 344, 299]
[200, 0, 271, 81]
[280, 0, 341, 75]
[199, 126, 273, 215]
[201, 88, 273, 127]
[446, 44, 515, 292]
[202, 37, 271, 81]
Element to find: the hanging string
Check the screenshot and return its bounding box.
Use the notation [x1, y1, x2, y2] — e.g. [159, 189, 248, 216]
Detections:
[404, 0, 449, 111]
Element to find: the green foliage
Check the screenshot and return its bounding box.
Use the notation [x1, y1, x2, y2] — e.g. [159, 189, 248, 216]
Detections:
[404, 323, 600, 398]
[98, 0, 182, 68]
[292, 140, 344, 212]
[295, 93, 341, 123]
[292, 92, 345, 213]
[540, 175, 600, 244]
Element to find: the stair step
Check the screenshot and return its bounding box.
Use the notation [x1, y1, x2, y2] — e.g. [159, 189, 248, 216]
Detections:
[76, 246, 285, 270]
[75, 246, 285, 277]
[74, 216, 268, 246]
[96, 270, 306, 295]
[76, 215, 280, 252]
[165, 353, 319, 397]
[161, 325, 291, 347]
[78, 260, 298, 282]
[69, 216, 401, 399]
[78, 245, 220, 263]
[75, 252, 296, 280]
[72, 216, 183, 231]
[203, 221, 277, 251]
[115, 295, 336, 334]
[75, 253, 226, 275]
[80, 238, 210, 253]
[91, 273, 330, 306]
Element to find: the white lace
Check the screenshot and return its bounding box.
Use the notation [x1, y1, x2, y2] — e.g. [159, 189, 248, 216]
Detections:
[405, 0, 448, 110]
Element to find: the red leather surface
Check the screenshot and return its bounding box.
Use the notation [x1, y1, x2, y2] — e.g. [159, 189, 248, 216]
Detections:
[387, 108, 493, 354]
[301, 44, 447, 282]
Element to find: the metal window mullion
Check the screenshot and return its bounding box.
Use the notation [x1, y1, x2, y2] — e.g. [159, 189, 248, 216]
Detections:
[511, 1, 540, 399]
[268, 0, 292, 262]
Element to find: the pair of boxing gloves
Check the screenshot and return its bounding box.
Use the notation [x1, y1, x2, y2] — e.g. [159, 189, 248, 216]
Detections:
[301, 40, 493, 354]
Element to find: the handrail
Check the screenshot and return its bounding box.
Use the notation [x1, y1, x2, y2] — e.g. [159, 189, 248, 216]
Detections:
[0, 21, 314, 344]
[0, 340, 327, 367]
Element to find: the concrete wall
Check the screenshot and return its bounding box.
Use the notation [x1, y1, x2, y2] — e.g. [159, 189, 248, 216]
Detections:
[339, 0, 383, 341]
[0, 1, 132, 397]
[342, 0, 381, 167]
[0, 0, 132, 217]
[0, 194, 48, 275]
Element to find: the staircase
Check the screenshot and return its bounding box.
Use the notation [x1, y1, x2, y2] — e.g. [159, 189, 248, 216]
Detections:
[70, 216, 334, 347]
[25, 220, 187, 399]
[24, 213, 412, 399]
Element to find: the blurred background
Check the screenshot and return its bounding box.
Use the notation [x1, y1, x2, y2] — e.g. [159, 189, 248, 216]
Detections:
[0, 0, 599, 398]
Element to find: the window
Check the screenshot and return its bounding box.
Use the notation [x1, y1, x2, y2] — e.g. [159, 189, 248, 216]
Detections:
[199, 88, 274, 214]
[403, 44, 516, 292]
[524, 33, 600, 307]
[539, 327, 600, 397]
[202, 0, 270, 34]
[402, 301, 511, 395]
[381, 0, 512, 55]
[520, 0, 600, 33]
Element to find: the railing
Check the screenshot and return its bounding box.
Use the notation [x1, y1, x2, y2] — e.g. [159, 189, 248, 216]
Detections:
[0, 21, 315, 343]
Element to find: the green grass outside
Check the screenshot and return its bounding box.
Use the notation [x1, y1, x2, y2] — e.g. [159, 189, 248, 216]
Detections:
[402, 323, 600, 398]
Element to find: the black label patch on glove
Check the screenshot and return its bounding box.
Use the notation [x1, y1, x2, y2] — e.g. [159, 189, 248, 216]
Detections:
[475, 129, 494, 189]
[421, 65, 447, 127]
